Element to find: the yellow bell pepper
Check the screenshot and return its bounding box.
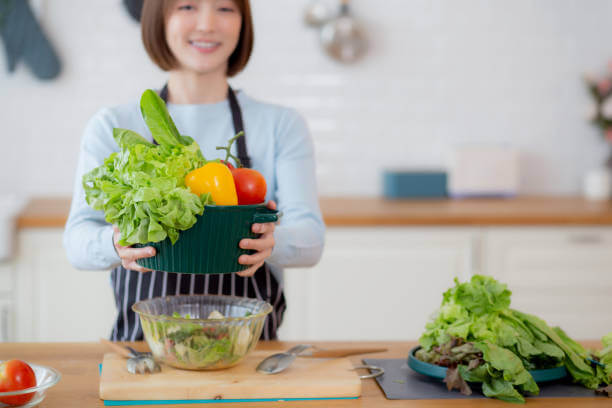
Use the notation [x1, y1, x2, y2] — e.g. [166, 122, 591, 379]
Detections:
[184, 162, 238, 205]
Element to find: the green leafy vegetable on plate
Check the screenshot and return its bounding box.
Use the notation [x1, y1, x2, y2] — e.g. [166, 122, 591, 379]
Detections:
[416, 275, 611, 403]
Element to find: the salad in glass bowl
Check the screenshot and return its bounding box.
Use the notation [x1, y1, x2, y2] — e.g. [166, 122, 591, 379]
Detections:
[132, 295, 272, 370]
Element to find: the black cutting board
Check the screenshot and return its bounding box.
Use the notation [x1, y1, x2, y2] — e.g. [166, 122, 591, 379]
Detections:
[362, 358, 601, 400]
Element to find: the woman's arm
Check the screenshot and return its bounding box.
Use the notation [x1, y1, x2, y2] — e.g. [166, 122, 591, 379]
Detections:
[63, 109, 122, 270]
[266, 109, 325, 268]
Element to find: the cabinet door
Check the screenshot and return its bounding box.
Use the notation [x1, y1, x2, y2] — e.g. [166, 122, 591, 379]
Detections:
[14, 229, 117, 342]
[482, 227, 612, 339]
[0, 262, 12, 294]
[0, 298, 11, 342]
[0, 261, 15, 342]
[278, 227, 478, 341]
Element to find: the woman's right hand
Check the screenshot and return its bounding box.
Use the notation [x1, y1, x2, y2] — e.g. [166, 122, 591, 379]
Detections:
[112, 226, 156, 273]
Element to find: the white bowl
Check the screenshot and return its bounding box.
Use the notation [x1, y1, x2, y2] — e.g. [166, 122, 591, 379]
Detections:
[0, 363, 61, 408]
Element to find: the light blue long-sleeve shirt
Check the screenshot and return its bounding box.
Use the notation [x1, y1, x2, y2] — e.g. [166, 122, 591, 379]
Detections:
[63, 90, 325, 283]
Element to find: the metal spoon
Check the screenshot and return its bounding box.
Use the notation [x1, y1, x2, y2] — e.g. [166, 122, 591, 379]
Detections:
[100, 338, 161, 375]
[256, 344, 312, 374]
[256, 345, 388, 375]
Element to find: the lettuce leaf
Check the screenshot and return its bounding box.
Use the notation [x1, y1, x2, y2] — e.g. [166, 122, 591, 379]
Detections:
[83, 89, 210, 246]
[446, 275, 512, 315]
[600, 332, 612, 379]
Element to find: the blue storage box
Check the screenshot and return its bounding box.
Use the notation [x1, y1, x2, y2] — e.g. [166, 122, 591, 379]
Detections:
[382, 170, 447, 199]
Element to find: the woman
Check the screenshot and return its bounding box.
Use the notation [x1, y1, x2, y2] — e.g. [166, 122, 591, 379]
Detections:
[63, 0, 325, 341]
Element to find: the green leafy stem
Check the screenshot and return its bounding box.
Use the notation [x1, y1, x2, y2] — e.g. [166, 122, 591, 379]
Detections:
[216, 131, 244, 168]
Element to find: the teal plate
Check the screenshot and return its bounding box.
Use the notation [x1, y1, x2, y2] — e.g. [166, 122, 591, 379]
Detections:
[408, 347, 567, 383]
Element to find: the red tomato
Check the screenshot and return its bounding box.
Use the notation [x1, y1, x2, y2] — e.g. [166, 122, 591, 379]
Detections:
[231, 168, 267, 205]
[220, 160, 235, 170]
[0, 360, 36, 405]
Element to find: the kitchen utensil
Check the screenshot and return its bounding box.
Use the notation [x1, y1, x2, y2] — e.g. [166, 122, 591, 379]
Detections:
[304, 347, 389, 358]
[0, 362, 60, 408]
[135, 204, 279, 274]
[320, 0, 367, 63]
[100, 338, 160, 375]
[303, 1, 332, 27]
[256, 344, 311, 374]
[132, 294, 272, 370]
[407, 347, 568, 383]
[100, 350, 362, 401]
[256, 345, 388, 374]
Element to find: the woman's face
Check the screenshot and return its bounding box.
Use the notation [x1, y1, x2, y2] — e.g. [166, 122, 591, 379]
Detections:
[165, 0, 242, 76]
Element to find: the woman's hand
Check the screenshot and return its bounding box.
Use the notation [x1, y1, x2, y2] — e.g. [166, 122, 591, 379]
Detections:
[236, 200, 277, 277]
[112, 226, 156, 273]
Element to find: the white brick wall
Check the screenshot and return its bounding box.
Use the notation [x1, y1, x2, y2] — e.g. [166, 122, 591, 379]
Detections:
[2, 0, 611, 197]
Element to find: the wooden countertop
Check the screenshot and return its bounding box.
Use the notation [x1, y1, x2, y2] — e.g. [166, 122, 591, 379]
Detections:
[15, 196, 612, 228]
[2, 341, 607, 408]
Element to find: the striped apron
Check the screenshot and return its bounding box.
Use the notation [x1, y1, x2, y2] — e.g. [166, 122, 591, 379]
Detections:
[109, 84, 286, 341]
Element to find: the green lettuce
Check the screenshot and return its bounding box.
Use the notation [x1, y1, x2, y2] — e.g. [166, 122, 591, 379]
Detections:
[601, 332, 612, 378]
[83, 89, 211, 246]
[418, 275, 611, 403]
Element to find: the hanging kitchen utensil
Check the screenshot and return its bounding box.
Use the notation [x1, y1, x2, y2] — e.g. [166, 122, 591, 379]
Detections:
[319, 0, 367, 63]
[303, 0, 332, 27]
[0, 0, 61, 79]
[100, 338, 161, 375]
[123, 0, 143, 22]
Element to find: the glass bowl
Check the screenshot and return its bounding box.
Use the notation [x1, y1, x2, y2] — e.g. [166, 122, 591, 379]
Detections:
[0, 363, 61, 408]
[132, 294, 272, 370]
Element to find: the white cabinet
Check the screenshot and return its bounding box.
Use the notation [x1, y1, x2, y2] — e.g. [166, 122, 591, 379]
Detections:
[14, 229, 116, 342]
[278, 227, 479, 341]
[8, 225, 612, 342]
[278, 226, 612, 342]
[0, 262, 14, 342]
[0, 298, 11, 342]
[0, 263, 12, 293]
[482, 227, 612, 340]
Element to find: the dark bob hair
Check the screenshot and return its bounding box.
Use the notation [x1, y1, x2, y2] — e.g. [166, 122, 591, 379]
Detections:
[140, 0, 253, 77]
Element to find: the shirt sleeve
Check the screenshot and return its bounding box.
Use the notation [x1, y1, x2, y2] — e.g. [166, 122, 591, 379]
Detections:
[267, 109, 325, 268]
[63, 109, 122, 270]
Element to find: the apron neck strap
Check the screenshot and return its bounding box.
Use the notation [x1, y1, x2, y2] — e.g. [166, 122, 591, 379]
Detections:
[158, 83, 251, 168]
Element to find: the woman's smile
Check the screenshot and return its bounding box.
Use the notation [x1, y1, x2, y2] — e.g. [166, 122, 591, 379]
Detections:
[189, 39, 222, 53]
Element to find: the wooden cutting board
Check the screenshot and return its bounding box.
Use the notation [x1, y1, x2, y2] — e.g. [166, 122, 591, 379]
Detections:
[99, 351, 362, 401]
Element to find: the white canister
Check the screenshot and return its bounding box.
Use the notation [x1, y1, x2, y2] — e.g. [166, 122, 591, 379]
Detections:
[583, 168, 612, 201]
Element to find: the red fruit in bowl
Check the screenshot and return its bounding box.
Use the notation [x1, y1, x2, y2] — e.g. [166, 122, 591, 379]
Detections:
[0, 359, 36, 405]
[231, 168, 267, 205]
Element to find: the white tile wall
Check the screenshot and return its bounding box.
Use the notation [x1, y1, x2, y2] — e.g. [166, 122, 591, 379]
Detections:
[2, 0, 612, 197]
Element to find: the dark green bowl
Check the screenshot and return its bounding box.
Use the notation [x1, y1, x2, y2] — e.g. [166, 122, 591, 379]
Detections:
[408, 346, 568, 383]
[135, 204, 278, 275]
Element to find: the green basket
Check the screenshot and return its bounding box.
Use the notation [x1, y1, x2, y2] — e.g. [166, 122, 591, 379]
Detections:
[135, 204, 279, 275]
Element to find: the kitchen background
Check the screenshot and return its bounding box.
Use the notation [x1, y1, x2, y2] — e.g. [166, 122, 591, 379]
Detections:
[3, 0, 612, 196]
[1, 0, 612, 344]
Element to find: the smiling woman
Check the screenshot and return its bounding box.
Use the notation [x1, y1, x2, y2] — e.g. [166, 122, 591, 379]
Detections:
[63, 0, 325, 343]
[141, 0, 253, 78]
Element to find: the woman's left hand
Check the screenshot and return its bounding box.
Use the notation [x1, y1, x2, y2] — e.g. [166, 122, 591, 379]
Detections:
[236, 200, 277, 277]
